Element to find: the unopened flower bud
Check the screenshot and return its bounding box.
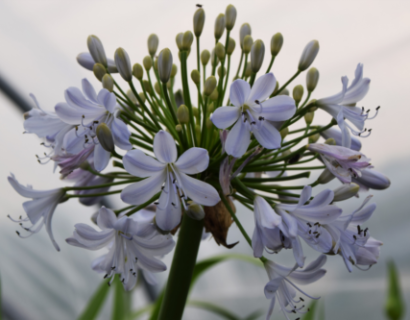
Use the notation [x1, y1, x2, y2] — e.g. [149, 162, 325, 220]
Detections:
[318, 168, 335, 184]
[214, 13, 225, 40]
[187, 202, 205, 220]
[218, 66, 226, 78]
[209, 89, 219, 101]
[154, 57, 158, 72]
[211, 49, 219, 66]
[308, 133, 320, 143]
[324, 138, 336, 145]
[243, 35, 253, 54]
[306, 67, 319, 92]
[96, 123, 114, 152]
[270, 32, 283, 56]
[102, 74, 114, 92]
[304, 111, 314, 125]
[143, 56, 152, 71]
[215, 42, 225, 60]
[138, 92, 146, 104]
[278, 88, 289, 96]
[333, 183, 360, 202]
[182, 31, 194, 51]
[114, 48, 132, 81]
[280, 127, 288, 139]
[271, 81, 279, 96]
[93, 63, 106, 81]
[87, 35, 107, 67]
[133, 63, 144, 80]
[208, 102, 214, 113]
[177, 104, 189, 124]
[143, 80, 152, 95]
[175, 124, 182, 132]
[127, 90, 137, 104]
[176, 33, 184, 50]
[201, 50, 210, 65]
[298, 40, 319, 71]
[147, 34, 159, 57]
[192, 107, 199, 119]
[240, 23, 251, 49]
[354, 169, 391, 190]
[191, 69, 200, 85]
[204, 76, 217, 96]
[226, 38, 236, 56]
[293, 85, 304, 103]
[154, 82, 161, 95]
[251, 40, 265, 73]
[225, 5, 237, 31]
[171, 64, 178, 78]
[158, 48, 173, 83]
[244, 63, 252, 78]
[193, 8, 205, 37]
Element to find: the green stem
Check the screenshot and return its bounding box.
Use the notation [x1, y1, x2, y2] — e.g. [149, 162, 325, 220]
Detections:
[273, 70, 301, 96]
[157, 215, 204, 320]
[241, 54, 248, 79]
[235, 51, 244, 78]
[66, 190, 121, 198]
[265, 55, 276, 73]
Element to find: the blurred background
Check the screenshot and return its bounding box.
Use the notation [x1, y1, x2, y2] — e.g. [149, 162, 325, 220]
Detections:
[0, 0, 409, 319]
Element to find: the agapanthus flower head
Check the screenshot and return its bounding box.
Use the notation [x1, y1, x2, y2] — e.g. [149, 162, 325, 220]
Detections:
[211, 73, 296, 158]
[8, 174, 65, 251]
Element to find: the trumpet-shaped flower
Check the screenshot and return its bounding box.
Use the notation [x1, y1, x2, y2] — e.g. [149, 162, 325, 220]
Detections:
[264, 255, 327, 320]
[308, 143, 372, 184]
[121, 130, 220, 231]
[66, 207, 174, 290]
[211, 73, 296, 158]
[8, 174, 65, 251]
[55, 78, 132, 171]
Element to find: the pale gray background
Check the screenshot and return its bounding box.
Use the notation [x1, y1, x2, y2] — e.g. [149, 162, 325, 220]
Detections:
[0, 0, 409, 319]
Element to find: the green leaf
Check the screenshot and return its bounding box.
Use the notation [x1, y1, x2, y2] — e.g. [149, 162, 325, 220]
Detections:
[128, 305, 153, 320]
[188, 300, 240, 320]
[112, 275, 132, 320]
[302, 300, 318, 320]
[77, 280, 111, 320]
[385, 261, 405, 320]
[243, 309, 264, 320]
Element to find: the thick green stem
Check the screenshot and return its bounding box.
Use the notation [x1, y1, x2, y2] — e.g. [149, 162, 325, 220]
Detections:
[157, 215, 204, 320]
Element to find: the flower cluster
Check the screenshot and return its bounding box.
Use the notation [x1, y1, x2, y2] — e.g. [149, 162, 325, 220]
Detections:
[8, 4, 390, 320]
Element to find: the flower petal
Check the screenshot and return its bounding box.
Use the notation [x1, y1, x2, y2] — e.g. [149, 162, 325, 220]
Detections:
[230, 79, 250, 107]
[97, 89, 117, 113]
[253, 120, 282, 149]
[8, 174, 60, 199]
[176, 171, 220, 206]
[293, 205, 342, 224]
[254, 196, 282, 228]
[259, 95, 296, 121]
[94, 143, 111, 172]
[97, 206, 117, 229]
[307, 189, 333, 208]
[298, 185, 312, 206]
[153, 130, 177, 164]
[123, 149, 166, 177]
[111, 117, 132, 150]
[174, 148, 209, 174]
[155, 175, 182, 231]
[81, 78, 98, 103]
[225, 119, 250, 158]
[247, 73, 276, 103]
[121, 171, 166, 205]
[211, 106, 241, 129]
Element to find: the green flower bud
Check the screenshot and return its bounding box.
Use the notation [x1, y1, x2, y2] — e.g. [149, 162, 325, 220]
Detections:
[209, 89, 219, 101]
[211, 49, 219, 67]
[206, 118, 213, 129]
[251, 39, 265, 73]
[176, 32, 184, 51]
[226, 37, 236, 56]
[193, 8, 205, 37]
[306, 67, 319, 92]
[318, 168, 335, 184]
[143, 80, 152, 95]
[204, 76, 217, 96]
[138, 92, 146, 104]
[154, 57, 158, 71]
[175, 124, 183, 132]
[93, 63, 106, 81]
[225, 5, 237, 31]
[215, 42, 225, 60]
[177, 104, 189, 124]
[133, 63, 144, 80]
[333, 183, 360, 202]
[87, 35, 107, 67]
[158, 48, 173, 83]
[270, 33, 283, 56]
[102, 74, 114, 92]
[217, 66, 226, 78]
[191, 69, 200, 85]
[143, 56, 152, 71]
[192, 107, 199, 118]
[304, 111, 314, 125]
[127, 89, 137, 104]
[292, 85, 304, 103]
[208, 102, 214, 113]
[324, 138, 336, 145]
[243, 35, 253, 54]
[154, 82, 161, 95]
[280, 127, 288, 139]
[271, 81, 279, 96]
[114, 48, 132, 81]
[147, 34, 159, 57]
[166, 80, 172, 90]
[201, 50, 210, 65]
[182, 31, 194, 51]
[298, 40, 319, 71]
[278, 88, 289, 96]
[96, 123, 114, 152]
[240, 23, 251, 49]
[171, 64, 178, 78]
[214, 13, 225, 41]
[308, 133, 320, 143]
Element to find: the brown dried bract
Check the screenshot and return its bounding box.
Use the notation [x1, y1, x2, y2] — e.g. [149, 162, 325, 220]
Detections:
[204, 196, 238, 249]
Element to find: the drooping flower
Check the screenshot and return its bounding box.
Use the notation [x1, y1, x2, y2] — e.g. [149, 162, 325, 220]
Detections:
[211, 73, 296, 158]
[8, 174, 66, 251]
[121, 130, 220, 231]
[264, 255, 327, 320]
[66, 206, 175, 290]
[55, 78, 132, 171]
[308, 143, 372, 184]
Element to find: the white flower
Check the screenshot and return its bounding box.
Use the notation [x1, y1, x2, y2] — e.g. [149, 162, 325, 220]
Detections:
[308, 143, 372, 184]
[55, 78, 132, 171]
[211, 73, 296, 158]
[8, 174, 65, 251]
[66, 206, 175, 290]
[264, 255, 327, 320]
[121, 130, 220, 231]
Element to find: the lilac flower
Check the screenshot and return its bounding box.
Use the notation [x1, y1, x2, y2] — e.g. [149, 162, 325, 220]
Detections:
[211, 73, 296, 158]
[66, 206, 174, 290]
[121, 131, 220, 231]
[55, 78, 132, 171]
[264, 255, 327, 320]
[8, 174, 65, 251]
[353, 168, 391, 191]
[320, 127, 362, 151]
[308, 143, 372, 184]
